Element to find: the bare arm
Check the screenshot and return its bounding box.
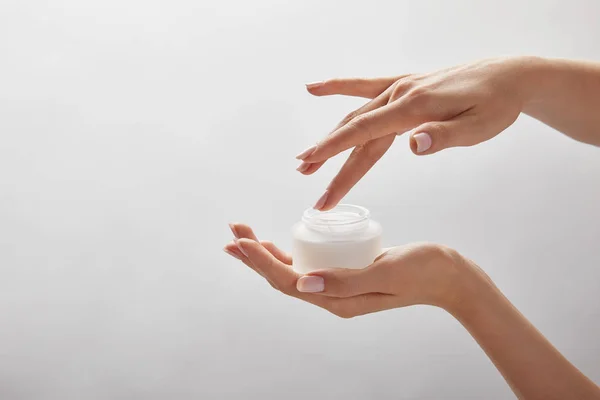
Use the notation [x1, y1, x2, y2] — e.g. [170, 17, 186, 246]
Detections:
[449, 262, 600, 400]
[523, 57, 600, 146]
[224, 224, 600, 399]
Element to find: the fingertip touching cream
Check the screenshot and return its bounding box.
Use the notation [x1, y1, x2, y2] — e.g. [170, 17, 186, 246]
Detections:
[292, 204, 382, 274]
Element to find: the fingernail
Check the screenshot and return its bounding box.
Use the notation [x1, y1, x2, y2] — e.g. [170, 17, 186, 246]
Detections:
[296, 145, 317, 160]
[305, 81, 324, 89]
[297, 276, 325, 293]
[224, 248, 241, 260]
[228, 223, 239, 238]
[413, 132, 432, 153]
[296, 162, 311, 173]
[235, 239, 248, 257]
[314, 191, 329, 210]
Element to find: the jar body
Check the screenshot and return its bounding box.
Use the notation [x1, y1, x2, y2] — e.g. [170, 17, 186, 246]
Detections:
[291, 205, 382, 274]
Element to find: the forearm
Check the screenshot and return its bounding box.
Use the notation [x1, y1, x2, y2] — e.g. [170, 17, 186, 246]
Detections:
[446, 262, 600, 400]
[521, 57, 600, 146]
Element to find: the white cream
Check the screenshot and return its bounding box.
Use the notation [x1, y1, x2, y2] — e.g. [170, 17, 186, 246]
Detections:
[292, 204, 382, 274]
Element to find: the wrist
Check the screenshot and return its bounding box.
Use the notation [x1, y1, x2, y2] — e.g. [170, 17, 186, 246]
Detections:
[510, 56, 555, 113]
[434, 249, 498, 316]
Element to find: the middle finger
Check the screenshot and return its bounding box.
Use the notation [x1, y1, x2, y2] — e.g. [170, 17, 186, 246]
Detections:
[297, 84, 395, 175]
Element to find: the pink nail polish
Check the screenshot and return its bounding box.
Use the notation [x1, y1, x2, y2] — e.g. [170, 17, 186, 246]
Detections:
[296, 145, 317, 160]
[314, 191, 329, 210]
[296, 162, 311, 173]
[297, 276, 325, 293]
[413, 132, 432, 153]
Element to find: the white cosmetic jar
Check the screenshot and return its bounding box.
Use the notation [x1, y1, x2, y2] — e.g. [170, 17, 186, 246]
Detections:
[292, 204, 382, 274]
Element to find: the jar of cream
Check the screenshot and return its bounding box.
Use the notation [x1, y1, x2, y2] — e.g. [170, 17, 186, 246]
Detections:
[292, 204, 382, 274]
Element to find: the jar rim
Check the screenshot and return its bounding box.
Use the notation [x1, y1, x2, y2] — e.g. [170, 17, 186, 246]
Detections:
[302, 204, 370, 231]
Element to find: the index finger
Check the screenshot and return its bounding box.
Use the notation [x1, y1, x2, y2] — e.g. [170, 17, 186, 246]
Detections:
[235, 239, 335, 308]
[301, 100, 418, 163]
[236, 239, 299, 293]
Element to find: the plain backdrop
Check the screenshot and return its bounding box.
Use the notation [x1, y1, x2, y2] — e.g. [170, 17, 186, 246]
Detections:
[0, 0, 599, 399]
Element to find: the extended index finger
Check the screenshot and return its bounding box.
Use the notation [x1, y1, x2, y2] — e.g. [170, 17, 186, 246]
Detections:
[302, 100, 417, 163]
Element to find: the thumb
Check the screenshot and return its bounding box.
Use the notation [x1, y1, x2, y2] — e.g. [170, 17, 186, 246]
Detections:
[296, 261, 392, 298]
[409, 114, 484, 156]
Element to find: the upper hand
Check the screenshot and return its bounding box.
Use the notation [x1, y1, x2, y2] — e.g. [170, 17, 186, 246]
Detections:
[298, 57, 537, 210]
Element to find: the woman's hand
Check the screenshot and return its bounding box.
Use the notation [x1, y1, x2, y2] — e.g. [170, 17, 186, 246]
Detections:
[224, 223, 480, 318]
[297, 57, 541, 211]
[223, 223, 600, 398]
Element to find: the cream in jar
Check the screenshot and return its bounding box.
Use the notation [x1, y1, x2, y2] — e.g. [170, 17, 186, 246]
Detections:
[292, 204, 382, 274]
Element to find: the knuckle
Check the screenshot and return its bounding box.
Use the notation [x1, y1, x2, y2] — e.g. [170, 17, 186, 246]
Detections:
[340, 110, 359, 126]
[404, 86, 433, 111]
[350, 113, 370, 129]
[389, 78, 413, 102]
[407, 86, 428, 101]
[348, 114, 374, 141]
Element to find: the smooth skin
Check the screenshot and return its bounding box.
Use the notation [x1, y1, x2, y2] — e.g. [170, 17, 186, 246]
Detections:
[296, 56, 600, 210]
[224, 57, 600, 398]
[223, 224, 600, 400]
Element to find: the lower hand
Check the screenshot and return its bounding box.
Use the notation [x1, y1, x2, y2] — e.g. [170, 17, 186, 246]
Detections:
[223, 225, 600, 399]
[224, 223, 486, 318]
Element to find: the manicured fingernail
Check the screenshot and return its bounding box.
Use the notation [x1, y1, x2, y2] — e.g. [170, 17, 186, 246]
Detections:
[314, 191, 329, 210]
[296, 145, 317, 160]
[228, 223, 239, 238]
[413, 132, 432, 153]
[296, 162, 311, 173]
[305, 81, 324, 89]
[235, 239, 248, 257]
[297, 276, 325, 293]
[224, 248, 241, 260]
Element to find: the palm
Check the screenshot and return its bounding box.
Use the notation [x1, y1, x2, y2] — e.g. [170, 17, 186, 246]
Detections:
[224, 223, 399, 318]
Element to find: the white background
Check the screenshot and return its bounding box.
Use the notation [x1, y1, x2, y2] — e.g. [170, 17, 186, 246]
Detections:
[1, 0, 599, 399]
